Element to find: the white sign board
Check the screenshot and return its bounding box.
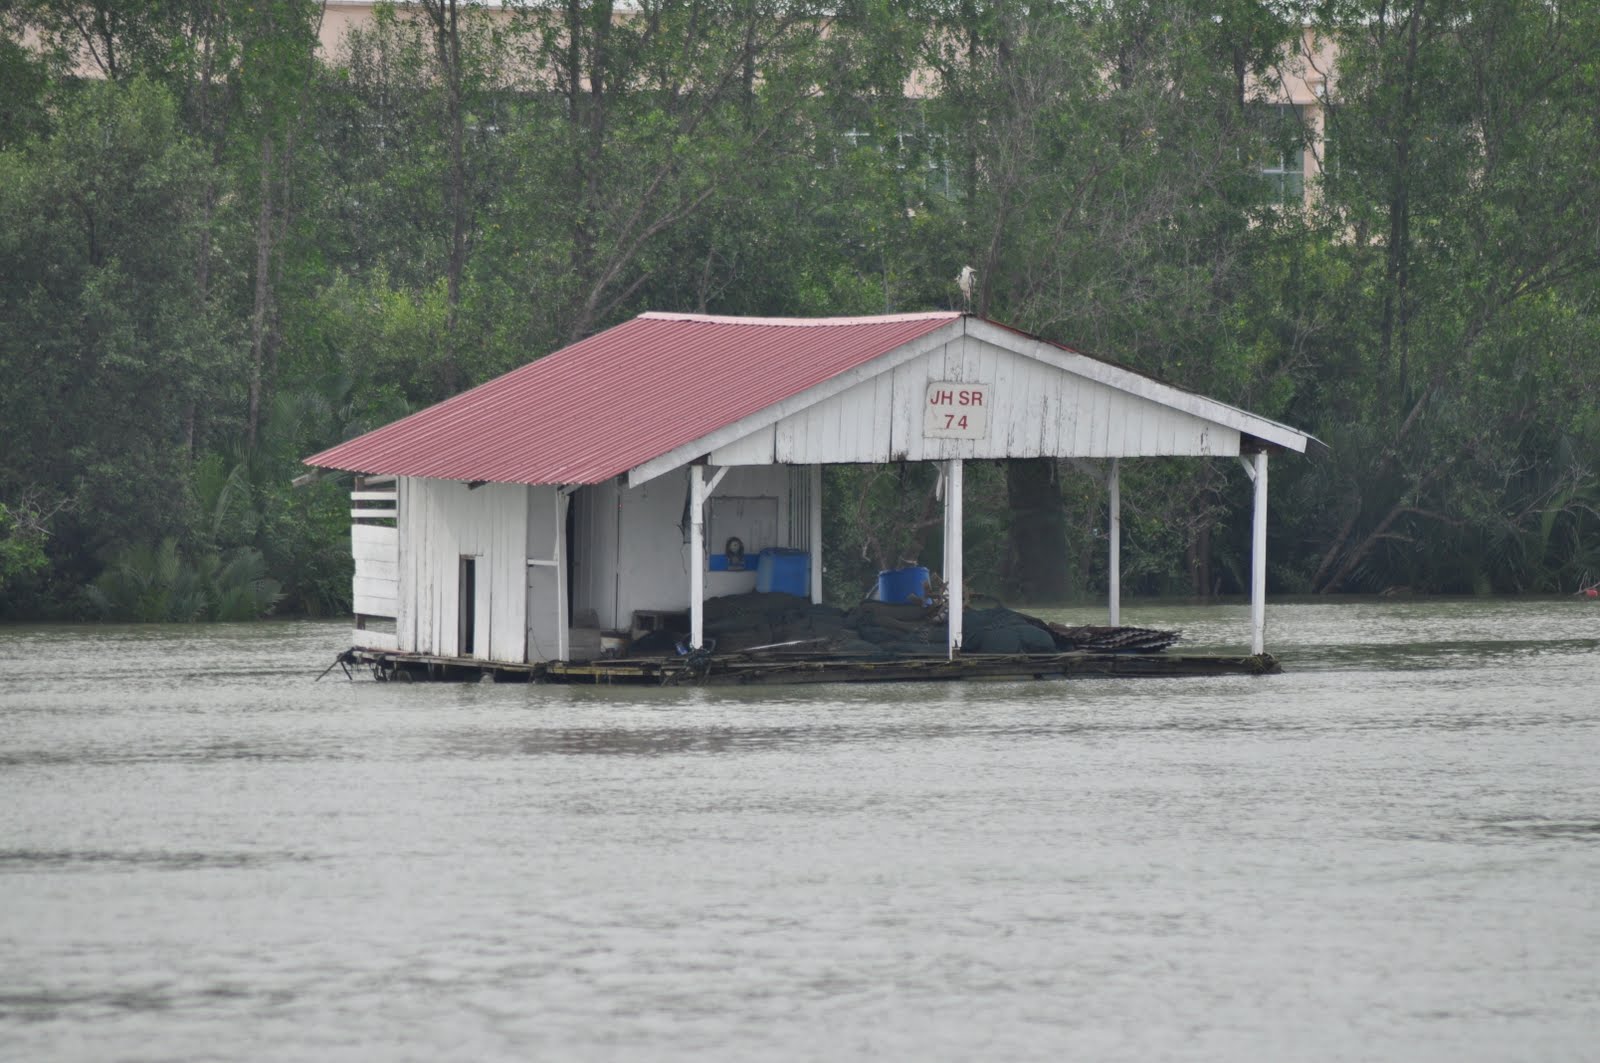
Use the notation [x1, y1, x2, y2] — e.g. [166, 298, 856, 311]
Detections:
[923, 382, 991, 439]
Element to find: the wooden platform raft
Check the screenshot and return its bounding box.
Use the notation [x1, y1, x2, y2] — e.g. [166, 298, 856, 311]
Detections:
[341, 595, 1281, 685]
[347, 647, 1280, 685]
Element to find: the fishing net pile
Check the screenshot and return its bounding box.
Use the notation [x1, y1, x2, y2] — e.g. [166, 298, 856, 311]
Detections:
[625, 592, 1179, 658]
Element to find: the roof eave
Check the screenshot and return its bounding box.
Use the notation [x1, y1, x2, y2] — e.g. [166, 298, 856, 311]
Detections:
[624, 317, 970, 486]
[963, 319, 1315, 454]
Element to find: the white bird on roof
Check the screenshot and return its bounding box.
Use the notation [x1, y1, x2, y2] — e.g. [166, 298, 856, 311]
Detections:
[957, 265, 977, 311]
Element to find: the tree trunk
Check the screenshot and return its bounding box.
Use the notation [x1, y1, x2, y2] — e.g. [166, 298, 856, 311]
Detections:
[426, 0, 468, 393]
[188, 4, 220, 458]
[247, 134, 274, 450]
[1004, 458, 1071, 603]
[1377, 2, 1424, 411]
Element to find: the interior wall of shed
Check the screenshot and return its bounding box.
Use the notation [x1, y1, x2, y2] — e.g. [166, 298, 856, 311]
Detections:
[569, 465, 803, 632]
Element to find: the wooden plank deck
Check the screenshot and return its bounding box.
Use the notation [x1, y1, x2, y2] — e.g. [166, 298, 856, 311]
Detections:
[347, 648, 1280, 685]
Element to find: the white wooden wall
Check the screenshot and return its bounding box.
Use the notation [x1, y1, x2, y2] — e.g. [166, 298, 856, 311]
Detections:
[396, 477, 531, 663]
[525, 486, 567, 663]
[350, 480, 399, 651]
[709, 333, 1241, 467]
[351, 534, 399, 653]
[569, 465, 797, 632]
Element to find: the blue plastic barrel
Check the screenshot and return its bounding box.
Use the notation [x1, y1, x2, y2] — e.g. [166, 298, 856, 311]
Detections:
[877, 565, 931, 603]
[756, 548, 810, 596]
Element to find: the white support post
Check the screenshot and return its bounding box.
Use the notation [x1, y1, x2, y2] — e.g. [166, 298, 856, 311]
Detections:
[555, 491, 570, 662]
[1250, 450, 1269, 655]
[809, 465, 823, 604]
[689, 465, 705, 650]
[1108, 458, 1121, 626]
[946, 458, 964, 658]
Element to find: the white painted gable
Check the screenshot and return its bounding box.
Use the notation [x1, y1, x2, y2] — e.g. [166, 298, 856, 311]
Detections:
[707, 327, 1241, 469]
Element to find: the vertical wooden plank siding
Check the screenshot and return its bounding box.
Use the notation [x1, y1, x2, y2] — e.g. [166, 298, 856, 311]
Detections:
[710, 426, 776, 466]
[887, 343, 934, 460]
[478, 491, 497, 660]
[785, 467, 810, 552]
[1044, 362, 1069, 456]
[350, 475, 400, 650]
[1004, 351, 1038, 458]
[871, 373, 895, 457]
[495, 482, 533, 662]
[525, 485, 566, 662]
[1035, 354, 1059, 456]
[774, 375, 891, 464]
[736, 336, 1241, 466]
[393, 478, 530, 663]
[396, 477, 417, 652]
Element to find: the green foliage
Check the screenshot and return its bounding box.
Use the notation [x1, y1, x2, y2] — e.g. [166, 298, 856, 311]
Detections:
[0, 501, 50, 594]
[1288, 0, 1600, 594]
[823, 463, 946, 600]
[4, 0, 1600, 619]
[0, 77, 223, 594]
[85, 538, 282, 622]
[0, 33, 50, 148]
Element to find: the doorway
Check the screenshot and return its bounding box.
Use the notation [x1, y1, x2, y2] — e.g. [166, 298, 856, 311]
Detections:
[458, 556, 476, 656]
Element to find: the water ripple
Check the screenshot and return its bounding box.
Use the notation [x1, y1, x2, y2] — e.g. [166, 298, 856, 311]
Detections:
[0, 849, 317, 872]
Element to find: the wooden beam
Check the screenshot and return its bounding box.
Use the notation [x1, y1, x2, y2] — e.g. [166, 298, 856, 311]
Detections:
[350, 646, 1282, 686]
[294, 469, 374, 489]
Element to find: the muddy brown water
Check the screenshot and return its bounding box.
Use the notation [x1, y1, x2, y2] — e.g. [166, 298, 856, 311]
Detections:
[3, 599, 1598, 1061]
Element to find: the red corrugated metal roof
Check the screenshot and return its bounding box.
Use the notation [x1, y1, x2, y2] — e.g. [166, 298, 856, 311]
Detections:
[305, 311, 963, 485]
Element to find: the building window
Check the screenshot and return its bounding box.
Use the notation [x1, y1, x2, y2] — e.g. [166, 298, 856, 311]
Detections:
[1254, 103, 1305, 203]
[842, 127, 873, 150]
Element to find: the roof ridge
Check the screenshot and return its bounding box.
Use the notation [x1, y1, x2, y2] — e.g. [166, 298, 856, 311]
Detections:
[638, 311, 962, 327]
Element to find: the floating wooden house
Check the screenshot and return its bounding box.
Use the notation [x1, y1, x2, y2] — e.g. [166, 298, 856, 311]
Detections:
[303, 312, 1313, 682]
